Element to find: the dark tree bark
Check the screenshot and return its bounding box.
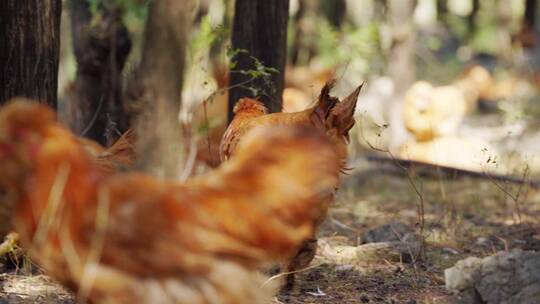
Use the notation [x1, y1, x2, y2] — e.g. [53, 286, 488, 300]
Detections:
[0, 0, 62, 108]
[525, 0, 537, 27]
[518, 0, 537, 48]
[126, 0, 194, 178]
[67, 0, 132, 145]
[228, 0, 290, 121]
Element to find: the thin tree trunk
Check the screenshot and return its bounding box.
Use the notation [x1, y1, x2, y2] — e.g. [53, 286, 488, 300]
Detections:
[290, 0, 319, 66]
[126, 0, 194, 178]
[388, 0, 416, 94]
[525, 0, 537, 26]
[228, 0, 290, 121]
[496, 0, 513, 59]
[388, 0, 417, 150]
[467, 0, 480, 40]
[436, 0, 447, 23]
[67, 0, 132, 145]
[0, 0, 62, 107]
[519, 0, 537, 48]
[290, 0, 306, 65]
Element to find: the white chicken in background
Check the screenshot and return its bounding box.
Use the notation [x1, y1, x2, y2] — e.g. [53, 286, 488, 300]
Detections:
[402, 81, 467, 142]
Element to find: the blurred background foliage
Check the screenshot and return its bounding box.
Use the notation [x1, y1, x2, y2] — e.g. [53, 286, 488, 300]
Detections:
[59, 0, 535, 93]
[57, 0, 540, 176]
[58, 0, 535, 87]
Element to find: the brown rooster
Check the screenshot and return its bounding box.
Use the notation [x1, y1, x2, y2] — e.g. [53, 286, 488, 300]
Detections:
[220, 80, 362, 288]
[186, 64, 333, 169]
[0, 98, 340, 304]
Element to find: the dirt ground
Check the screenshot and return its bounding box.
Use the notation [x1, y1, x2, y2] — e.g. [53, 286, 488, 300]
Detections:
[1, 160, 539, 304]
[276, 161, 540, 304]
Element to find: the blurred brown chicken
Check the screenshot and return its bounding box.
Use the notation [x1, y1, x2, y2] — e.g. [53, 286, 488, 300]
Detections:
[79, 129, 136, 173]
[0, 98, 340, 304]
[183, 98, 228, 169]
[220, 80, 362, 287]
[0, 116, 136, 240]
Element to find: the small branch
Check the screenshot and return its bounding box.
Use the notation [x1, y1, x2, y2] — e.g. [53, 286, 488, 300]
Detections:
[358, 117, 426, 252]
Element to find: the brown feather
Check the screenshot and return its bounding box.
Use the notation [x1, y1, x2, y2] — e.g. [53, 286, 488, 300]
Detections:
[327, 83, 364, 142]
[0, 99, 340, 304]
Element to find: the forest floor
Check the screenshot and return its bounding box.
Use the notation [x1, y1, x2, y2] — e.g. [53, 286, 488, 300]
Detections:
[277, 160, 540, 304]
[0, 159, 539, 303]
[2, 101, 540, 303]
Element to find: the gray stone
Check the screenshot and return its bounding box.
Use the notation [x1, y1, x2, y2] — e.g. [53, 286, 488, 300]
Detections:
[448, 288, 484, 304]
[445, 249, 540, 304]
[322, 232, 423, 264]
[445, 256, 483, 291]
[362, 221, 414, 243]
[335, 264, 355, 273]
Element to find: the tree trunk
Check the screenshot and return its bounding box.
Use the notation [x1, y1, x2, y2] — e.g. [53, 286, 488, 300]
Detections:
[290, 0, 306, 65]
[525, 0, 537, 27]
[519, 0, 537, 48]
[467, 0, 480, 40]
[290, 0, 320, 66]
[388, 0, 416, 94]
[126, 0, 194, 178]
[67, 0, 132, 145]
[321, 0, 346, 29]
[436, 0, 447, 23]
[228, 0, 290, 121]
[388, 0, 417, 150]
[496, 0, 513, 59]
[0, 0, 62, 107]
